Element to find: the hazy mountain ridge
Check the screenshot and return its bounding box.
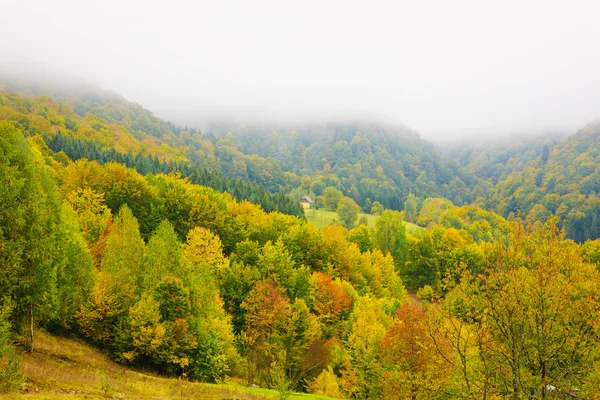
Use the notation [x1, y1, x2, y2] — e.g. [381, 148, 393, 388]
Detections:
[0, 75, 489, 213]
[195, 120, 490, 211]
[4, 73, 600, 243]
[0, 86, 304, 217]
[468, 120, 600, 241]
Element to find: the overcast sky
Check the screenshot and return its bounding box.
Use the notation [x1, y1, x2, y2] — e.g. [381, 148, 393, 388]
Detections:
[2, 0, 600, 141]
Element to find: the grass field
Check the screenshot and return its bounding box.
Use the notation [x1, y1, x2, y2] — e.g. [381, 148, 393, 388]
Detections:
[305, 209, 423, 234]
[9, 330, 339, 400]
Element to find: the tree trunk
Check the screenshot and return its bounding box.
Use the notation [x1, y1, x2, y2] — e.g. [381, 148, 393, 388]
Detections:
[25, 303, 34, 353]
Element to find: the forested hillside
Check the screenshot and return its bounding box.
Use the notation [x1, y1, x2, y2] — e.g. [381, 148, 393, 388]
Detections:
[4, 77, 600, 398]
[1, 74, 490, 215]
[204, 122, 489, 210]
[448, 121, 600, 242]
[5, 106, 600, 398]
[0, 86, 304, 218]
[443, 133, 564, 184]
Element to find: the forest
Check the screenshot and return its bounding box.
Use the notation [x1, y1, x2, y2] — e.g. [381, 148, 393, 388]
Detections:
[3, 80, 600, 399]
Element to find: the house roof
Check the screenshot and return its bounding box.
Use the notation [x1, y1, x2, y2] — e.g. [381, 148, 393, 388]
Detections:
[300, 195, 315, 204]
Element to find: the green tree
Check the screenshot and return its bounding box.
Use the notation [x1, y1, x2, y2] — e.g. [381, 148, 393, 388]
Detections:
[52, 203, 97, 328]
[373, 210, 408, 270]
[100, 205, 145, 311]
[142, 220, 184, 291]
[337, 196, 361, 228]
[322, 187, 343, 210]
[0, 123, 61, 352]
[363, 198, 373, 214]
[183, 228, 238, 382]
[349, 224, 373, 253]
[403, 192, 419, 222]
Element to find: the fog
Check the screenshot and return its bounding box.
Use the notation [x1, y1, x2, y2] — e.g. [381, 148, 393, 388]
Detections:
[2, 0, 600, 141]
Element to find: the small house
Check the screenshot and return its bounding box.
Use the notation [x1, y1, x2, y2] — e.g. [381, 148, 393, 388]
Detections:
[300, 195, 315, 209]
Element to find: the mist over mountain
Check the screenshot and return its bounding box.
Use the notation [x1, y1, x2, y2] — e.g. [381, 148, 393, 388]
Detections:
[3, 1, 600, 141]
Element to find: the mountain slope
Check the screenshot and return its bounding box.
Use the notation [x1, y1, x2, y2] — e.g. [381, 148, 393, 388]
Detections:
[0, 87, 304, 217]
[13, 330, 334, 400]
[475, 120, 600, 241]
[204, 121, 489, 210]
[1, 73, 487, 214]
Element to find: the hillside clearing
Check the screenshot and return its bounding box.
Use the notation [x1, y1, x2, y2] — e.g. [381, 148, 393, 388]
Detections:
[8, 331, 338, 400]
[305, 209, 423, 234]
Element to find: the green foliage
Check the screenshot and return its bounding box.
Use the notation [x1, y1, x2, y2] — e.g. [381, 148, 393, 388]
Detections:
[51, 203, 97, 328]
[373, 210, 408, 270]
[337, 196, 361, 228]
[8, 75, 600, 400]
[0, 304, 24, 393]
[453, 122, 600, 242]
[100, 204, 145, 311]
[403, 192, 421, 222]
[415, 197, 454, 226]
[321, 187, 343, 210]
[154, 277, 190, 322]
[349, 224, 373, 253]
[142, 220, 184, 290]
[371, 201, 384, 216]
[0, 122, 62, 350]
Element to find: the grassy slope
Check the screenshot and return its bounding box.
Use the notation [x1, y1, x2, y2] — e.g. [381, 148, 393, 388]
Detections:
[305, 209, 423, 234]
[8, 331, 338, 400]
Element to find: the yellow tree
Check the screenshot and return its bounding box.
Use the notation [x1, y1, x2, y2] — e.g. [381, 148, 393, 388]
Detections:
[343, 296, 392, 399]
[241, 281, 292, 387]
[437, 219, 600, 399]
[379, 302, 452, 399]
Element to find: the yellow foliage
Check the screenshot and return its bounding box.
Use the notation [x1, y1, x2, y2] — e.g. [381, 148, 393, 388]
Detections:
[308, 366, 345, 399]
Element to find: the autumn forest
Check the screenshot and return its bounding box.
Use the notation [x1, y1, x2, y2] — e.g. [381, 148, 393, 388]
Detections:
[2, 76, 600, 400]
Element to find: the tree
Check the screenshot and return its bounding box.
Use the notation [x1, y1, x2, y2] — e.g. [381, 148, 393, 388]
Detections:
[142, 220, 184, 291]
[541, 144, 550, 165]
[322, 187, 343, 210]
[100, 205, 145, 311]
[373, 210, 408, 270]
[403, 193, 419, 222]
[52, 203, 97, 328]
[310, 179, 325, 196]
[126, 294, 166, 361]
[0, 122, 62, 352]
[280, 299, 325, 391]
[183, 228, 238, 382]
[337, 196, 361, 228]
[434, 219, 600, 399]
[310, 272, 353, 338]
[308, 366, 344, 399]
[343, 296, 391, 399]
[183, 227, 229, 273]
[379, 302, 451, 399]
[64, 188, 111, 265]
[349, 224, 373, 253]
[241, 281, 292, 387]
[371, 201, 385, 216]
[363, 198, 373, 214]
